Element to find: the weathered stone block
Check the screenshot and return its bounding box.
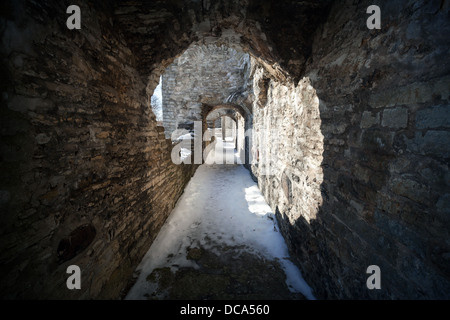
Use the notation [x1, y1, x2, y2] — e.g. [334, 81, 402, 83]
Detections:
[436, 194, 450, 223]
[361, 128, 395, 155]
[382, 107, 408, 129]
[408, 130, 450, 158]
[360, 111, 380, 128]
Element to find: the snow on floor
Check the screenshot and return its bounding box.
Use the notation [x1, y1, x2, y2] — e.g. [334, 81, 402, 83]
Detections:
[125, 140, 315, 300]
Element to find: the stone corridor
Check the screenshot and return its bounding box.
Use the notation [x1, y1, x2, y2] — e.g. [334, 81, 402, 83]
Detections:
[124, 143, 313, 300]
[0, 0, 449, 300]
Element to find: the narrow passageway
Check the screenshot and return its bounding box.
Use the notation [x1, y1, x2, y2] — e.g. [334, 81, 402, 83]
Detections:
[125, 144, 315, 300]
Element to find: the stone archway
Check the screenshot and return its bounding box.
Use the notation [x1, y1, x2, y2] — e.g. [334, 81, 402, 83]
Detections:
[203, 103, 248, 164]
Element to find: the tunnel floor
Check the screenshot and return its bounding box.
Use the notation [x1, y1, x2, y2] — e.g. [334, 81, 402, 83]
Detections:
[124, 142, 314, 300]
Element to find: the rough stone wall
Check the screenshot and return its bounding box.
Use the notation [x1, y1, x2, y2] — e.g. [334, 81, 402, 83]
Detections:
[251, 0, 450, 299]
[0, 1, 197, 299]
[161, 44, 249, 138]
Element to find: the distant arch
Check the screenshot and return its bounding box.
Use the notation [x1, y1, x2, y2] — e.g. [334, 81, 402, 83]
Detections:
[202, 103, 248, 164]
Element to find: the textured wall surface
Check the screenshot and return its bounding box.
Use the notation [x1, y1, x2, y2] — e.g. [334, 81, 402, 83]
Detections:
[161, 44, 250, 138]
[251, 0, 450, 299]
[1, 0, 449, 300]
[0, 0, 198, 299]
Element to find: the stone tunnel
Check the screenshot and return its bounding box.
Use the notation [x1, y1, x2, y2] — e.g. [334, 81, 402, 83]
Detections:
[0, 0, 449, 299]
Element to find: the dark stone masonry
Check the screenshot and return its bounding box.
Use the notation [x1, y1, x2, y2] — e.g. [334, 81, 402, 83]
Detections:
[0, 0, 449, 299]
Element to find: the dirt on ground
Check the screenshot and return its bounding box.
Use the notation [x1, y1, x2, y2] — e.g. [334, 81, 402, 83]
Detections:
[140, 244, 306, 300]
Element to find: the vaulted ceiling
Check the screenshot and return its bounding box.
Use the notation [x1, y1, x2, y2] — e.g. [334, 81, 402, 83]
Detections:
[114, 0, 334, 85]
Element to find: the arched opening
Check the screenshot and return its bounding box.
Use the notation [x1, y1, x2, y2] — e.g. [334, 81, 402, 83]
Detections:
[117, 35, 320, 299]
